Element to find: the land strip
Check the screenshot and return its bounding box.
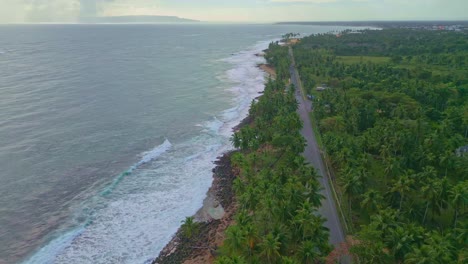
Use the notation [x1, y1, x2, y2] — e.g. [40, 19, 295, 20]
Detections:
[289, 46, 350, 262]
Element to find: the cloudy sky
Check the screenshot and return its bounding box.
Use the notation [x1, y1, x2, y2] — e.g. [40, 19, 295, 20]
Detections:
[0, 0, 467, 23]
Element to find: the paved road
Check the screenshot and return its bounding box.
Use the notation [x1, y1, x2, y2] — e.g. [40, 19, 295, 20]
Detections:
[288, 47, 347, 249]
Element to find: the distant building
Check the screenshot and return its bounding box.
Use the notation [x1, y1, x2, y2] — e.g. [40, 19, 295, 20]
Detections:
[316, 86, 327, 91]
[456, 146, 468, 157]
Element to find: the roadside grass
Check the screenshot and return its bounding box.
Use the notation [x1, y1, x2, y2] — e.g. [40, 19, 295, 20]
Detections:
[308, 111, 353, 234]
[309, 112, 324, 149]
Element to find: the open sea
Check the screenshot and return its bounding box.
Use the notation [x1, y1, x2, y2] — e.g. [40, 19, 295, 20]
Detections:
[0, 23, 352, 264]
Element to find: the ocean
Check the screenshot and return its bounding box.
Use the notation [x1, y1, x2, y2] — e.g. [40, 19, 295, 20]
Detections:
[0, 23, 352, 264]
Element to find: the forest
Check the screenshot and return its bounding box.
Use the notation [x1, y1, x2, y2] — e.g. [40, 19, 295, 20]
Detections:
[292, 29, 467, 263]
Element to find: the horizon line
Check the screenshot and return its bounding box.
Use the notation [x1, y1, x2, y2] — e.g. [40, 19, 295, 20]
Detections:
[1, 19, 467, 26]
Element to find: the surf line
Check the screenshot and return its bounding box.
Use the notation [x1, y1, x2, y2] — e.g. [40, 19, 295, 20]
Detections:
[100, 139, 172, 196]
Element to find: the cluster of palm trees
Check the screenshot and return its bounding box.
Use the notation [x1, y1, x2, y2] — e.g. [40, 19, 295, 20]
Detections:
[293, 29, 467, 263]
[215, 45, 331, 263]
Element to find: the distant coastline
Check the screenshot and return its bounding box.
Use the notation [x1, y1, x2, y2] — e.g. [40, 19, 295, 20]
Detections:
[276, 20, 468, 29]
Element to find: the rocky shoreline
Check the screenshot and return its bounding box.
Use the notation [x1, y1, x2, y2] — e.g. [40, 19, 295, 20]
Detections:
[152, 152, 238, 264]
[258, 64, 276, 79]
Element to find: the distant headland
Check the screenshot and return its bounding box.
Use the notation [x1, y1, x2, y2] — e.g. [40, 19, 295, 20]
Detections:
[276, 20, 468, 30]
[79, 15, 199, 23]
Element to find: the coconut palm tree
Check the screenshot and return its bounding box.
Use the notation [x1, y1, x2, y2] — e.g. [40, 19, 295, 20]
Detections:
[341, 168, 364, 213]
[385, 225, 423, 261]
[214, 256, 247, 264]
[406, 232, 455, 263]
[281, 256, 300, 264]
[361, 189, 383, 213]
[449, 181, 468, 227]
[181, 216, 199, 239]
[390, 174, 414, 211]
[243, 224, 258, 256]
[297, 240, 320, 264]
[224, 225, 246, 256]
[405, 245, 437, 264]
[259, 233, 281, 263]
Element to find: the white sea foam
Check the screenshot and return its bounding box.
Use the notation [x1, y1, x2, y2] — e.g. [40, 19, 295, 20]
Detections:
[136, 139, 172, 166]
[218, 40, 272, 136]
[22, 227, 85, 264]
[23, 40, 272, 264]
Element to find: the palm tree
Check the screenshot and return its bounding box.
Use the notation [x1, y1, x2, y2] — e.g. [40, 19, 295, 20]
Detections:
[181, 216, 199, 239]
[439, 151, 455, 177]
[361, 189, 383, 213]
[243, 224, 258, 256]
[297, 240, 320, 264]
[420, 178, 443, 224]
[281, 256, 300, 264]
[390, 174, 414, 211]
[385, 225, 423, 261]
[231, 133, 241, 149]
[214, 256, 233, 264]
[452, 220, 468, 249]
[383, 156, 400, 182]
[214, 256, 247, 264]
[407, 232, 455, 263]
[238, 186, 257, 211]
[405, 245, 437, 264]
[259, 233, 281, 263]
[224, 225, 246, 256]
[341, 168, 364, 214]
[371, 208, 400, 236]
[309, 215, 329, 246]
[291, 204, 311, 241]
[449, 181, 468, 227]
[305, 181, 324, 208]
[235, 210, 252, 227]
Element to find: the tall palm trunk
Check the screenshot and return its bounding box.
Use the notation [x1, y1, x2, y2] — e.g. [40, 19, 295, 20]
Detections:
[453, 208, 458, 228]
[422, 202, 429, 224]
[399, 195, 404, 211]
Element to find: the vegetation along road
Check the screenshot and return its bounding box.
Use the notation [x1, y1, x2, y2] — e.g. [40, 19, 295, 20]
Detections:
[288, 47, 347, 248]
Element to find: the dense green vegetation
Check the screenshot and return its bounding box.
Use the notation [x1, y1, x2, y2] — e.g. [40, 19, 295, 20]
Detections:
[215, 44, 331, 263]
[294, 29, 468, 263]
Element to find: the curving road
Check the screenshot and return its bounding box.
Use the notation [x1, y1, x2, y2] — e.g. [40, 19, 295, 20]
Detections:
[288, 47, 348, 251]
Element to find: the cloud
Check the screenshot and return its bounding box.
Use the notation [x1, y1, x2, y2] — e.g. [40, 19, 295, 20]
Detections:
[26, 0, 80, 22]
[0, 0, 27, 23]
[0, 0, 81, 23]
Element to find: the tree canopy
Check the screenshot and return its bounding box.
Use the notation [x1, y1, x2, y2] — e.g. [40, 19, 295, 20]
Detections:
[294, 29, 467, 263]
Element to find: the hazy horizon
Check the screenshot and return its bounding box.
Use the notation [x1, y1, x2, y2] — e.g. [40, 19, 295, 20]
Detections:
[1, 0, 467, 24]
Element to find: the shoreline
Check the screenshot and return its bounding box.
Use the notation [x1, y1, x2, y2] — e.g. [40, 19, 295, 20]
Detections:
[152, 151, 238, 264]
[152, 64, 274, 264]
[258, 63, 276, 80]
